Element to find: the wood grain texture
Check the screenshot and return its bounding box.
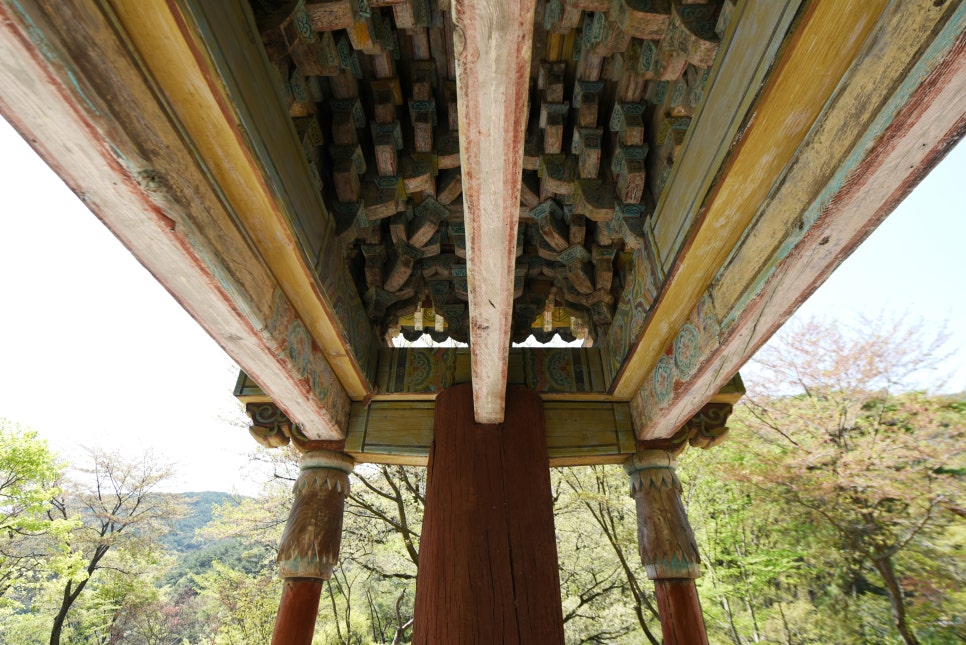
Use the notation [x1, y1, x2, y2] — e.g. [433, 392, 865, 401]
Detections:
[413, 383, 564, 644]
[452, 0, 537, 423]
[608, 0, 801, 397]
[271, 578, 323, 645]
[653, 579, 710, 645]
[277, 451, 353, 579]
[343, 399, 635, 467]
[112, 0, 374, 398]
[632, 2, 966, 439]
[625, 451, 701, 580]
[0, 0, 349, 439]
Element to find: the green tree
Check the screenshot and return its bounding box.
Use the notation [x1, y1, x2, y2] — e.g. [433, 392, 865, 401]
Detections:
[0, 419, 72, 603]
[44, 448, 186, 645]
[554, 465, 663, 644]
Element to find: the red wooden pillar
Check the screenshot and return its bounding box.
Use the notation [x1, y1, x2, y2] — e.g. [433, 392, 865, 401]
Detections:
[413, 383, 565, 644]
[625, 450, 709, 645]
[271, 450, 354, 645]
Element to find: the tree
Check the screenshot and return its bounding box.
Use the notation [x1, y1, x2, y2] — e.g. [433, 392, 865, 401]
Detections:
[0, 418, 71, 602]
[554, 466, 663, 644]
[728, 317, 965, 645]
[45, 448, 186, 645]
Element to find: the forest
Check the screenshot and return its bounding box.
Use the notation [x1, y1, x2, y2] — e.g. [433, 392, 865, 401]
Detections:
[1, 318, 964, 644]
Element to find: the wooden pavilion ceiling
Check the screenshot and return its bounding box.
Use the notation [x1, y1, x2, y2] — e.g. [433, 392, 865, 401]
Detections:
[1, 0, 964, 444]
[250, 0, 723, 349]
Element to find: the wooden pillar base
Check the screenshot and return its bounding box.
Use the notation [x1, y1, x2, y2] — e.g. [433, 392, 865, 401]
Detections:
[272, 578, 323, 645]
[654, 579, 709, 645]
[413, 383, 565, 644]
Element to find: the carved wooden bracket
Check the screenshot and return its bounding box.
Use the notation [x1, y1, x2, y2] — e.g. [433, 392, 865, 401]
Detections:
[639, 401, 733, 456]
[683, 402, 732, 449]
[246, 402, 347, 453]
[624, 450, 700, 580]
[277, 450, 355, 580]
[246, 402, 293, 449]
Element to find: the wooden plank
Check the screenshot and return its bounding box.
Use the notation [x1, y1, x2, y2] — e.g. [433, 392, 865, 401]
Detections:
[105, 0, 374, 397]
[342, 399, 635, 466]
[0, 0, 349, 439]
[452, 0, 537, 423]
[633, 3, 966, 439]
[612, 0, 887, 399]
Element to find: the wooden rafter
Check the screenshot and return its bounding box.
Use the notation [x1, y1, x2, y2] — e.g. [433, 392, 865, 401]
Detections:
[625, 1, 966, 439]
[453, 0, 537, 423]
[0, 0, 351, 439]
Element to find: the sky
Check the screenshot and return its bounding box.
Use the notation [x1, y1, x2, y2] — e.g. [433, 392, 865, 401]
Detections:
[1, 116, 963, 493]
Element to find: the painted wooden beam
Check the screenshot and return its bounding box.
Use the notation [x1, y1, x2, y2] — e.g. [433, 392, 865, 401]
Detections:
[600, 0, 803, 386]
[0, 0, 350, 439]
[107, 0, 373, 399]
[630, 2, 966, 439]
[344, 399, 635, 467]
[374, 347, 610, 398]
[240, 374, 740, 463]
[613, 0, 890, 401]
[452, 0, 537, 423]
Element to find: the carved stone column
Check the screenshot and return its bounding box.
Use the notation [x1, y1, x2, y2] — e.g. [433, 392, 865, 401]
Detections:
[625, 450, 708, 645]
[272, 449, 354, 645]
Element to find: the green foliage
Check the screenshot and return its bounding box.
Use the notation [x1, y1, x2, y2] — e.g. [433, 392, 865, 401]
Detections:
[193, 560, 280, 644]
[0, 419, 62, 533]
[0, 418, 75, 606]
[682, 317, 966, 644]
[160, 490, 238, 554]
[2, 317, 963, 643]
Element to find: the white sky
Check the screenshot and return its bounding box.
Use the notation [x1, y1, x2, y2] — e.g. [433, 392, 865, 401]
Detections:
[1, 116, 963, 492]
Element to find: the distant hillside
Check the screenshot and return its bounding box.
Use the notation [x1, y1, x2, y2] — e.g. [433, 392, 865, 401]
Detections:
[156, 491, 273, 590]
[160, 490, 240, 554]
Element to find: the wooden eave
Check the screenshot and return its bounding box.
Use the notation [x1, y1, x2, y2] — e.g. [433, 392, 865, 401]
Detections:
[1, 0, 964, 448]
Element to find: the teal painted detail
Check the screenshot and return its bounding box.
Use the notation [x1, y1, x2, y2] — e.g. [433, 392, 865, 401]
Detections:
[719, 4, 966, 332]
[9, 0, 100, 115]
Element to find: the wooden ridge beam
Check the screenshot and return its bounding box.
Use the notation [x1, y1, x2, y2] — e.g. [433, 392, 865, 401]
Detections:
[453, 0, 537, 423]
[0, 0, 350, 438]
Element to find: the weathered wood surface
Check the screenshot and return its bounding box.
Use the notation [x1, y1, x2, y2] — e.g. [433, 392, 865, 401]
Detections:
[343, 399, 635, 467]
[271, 578, 324, 645]
[113, 0, 374, 397]
[0, 0, 349, 439]
[413, 383, 564, 644]
[653, 579, 710, 645]
[626, 449, 709, 644]
[627, 1, 966, 439]
[277, 451, 354, 579]
[625, 451, 700, 580]
[452, 0, 537, 423]
[374, 347, 608, 396]
[239, 371, 741, 463]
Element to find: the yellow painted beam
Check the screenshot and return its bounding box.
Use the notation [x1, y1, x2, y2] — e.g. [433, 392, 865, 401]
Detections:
[109, 0, 370, 400]
[614, 0, 888, 399]
[0, 0, 349, 438]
